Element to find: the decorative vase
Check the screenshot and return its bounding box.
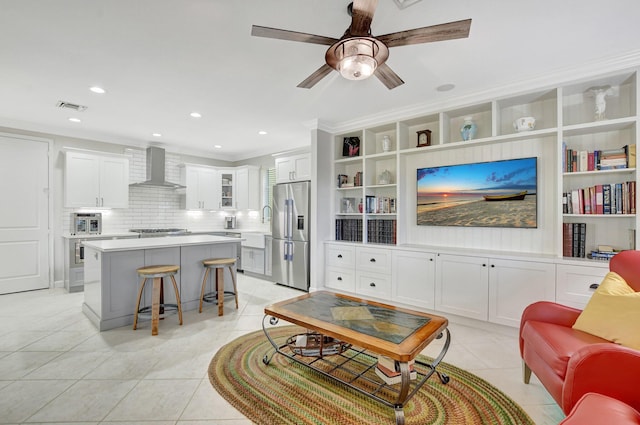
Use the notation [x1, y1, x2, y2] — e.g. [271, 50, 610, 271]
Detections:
[378, 169, 391, 185]
[382, 135, 391, 152]
[460, 117, 477, 141]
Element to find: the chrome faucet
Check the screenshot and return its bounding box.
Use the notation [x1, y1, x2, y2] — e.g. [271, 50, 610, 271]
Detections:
[261, 205, 272, 223]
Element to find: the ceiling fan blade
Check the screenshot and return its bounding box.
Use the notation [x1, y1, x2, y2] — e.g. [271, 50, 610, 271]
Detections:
[251, 25, 338, 46]
[297, 64, 334, 89]
[350, 0, 378, 36]
[374, 63, 404, 90]
[377, 18, 471, 47]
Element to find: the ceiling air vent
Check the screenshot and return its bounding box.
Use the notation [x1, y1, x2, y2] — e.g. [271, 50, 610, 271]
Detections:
[56, 101, 87, 112]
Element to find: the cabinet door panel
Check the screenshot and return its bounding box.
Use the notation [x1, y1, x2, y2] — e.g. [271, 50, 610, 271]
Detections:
[392, 250, 436, 310]
[435, 254, 489, 320]
[356, 271, 391, 299]
[556, 264, 608, 309]
[100, 157, 129, 208]
[356, 247, 391, 273]
[326, 244, 355, 268]
[488, 259, 555, 327]
[65, 152, 100, 207]
[326, 267, 355, 292]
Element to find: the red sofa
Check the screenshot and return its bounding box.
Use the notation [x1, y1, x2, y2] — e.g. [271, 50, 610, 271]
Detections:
[519, 250, 640, 415]
[559, 393, 640, 424]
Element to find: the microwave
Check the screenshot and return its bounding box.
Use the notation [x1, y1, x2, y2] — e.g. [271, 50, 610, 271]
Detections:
[71, 212, 102, 235]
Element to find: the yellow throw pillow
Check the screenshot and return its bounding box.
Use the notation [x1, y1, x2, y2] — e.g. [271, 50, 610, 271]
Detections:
[573, 271, 640, 350]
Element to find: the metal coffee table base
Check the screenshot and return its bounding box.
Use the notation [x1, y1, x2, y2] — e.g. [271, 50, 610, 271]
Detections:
[262, 315, 451, 425]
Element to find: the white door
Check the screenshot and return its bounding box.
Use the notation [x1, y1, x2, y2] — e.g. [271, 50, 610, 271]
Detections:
[0, 135, 50, 294]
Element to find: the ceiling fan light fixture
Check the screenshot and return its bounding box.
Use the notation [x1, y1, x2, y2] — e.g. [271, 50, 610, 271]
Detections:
[334, 38, 382, 81]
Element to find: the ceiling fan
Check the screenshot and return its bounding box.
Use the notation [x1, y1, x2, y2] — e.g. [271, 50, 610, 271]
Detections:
[251, 0, 471, 90]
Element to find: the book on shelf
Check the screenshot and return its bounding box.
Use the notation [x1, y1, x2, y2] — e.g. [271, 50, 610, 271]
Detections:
[366, 219, 397, 244]
[563, 222, 587, 258]
[335, 218, 362, 242]
[563, 144, 634, 172]
[365, 195, 397, 214]
[563, 181, 635, 215]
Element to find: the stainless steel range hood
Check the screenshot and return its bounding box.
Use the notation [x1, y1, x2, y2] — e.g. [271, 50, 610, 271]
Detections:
[129, 146, 185, 189]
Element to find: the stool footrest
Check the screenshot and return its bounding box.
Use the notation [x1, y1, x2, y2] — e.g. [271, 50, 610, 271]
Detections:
[137, 304, 180, 320]
[202, 291, 237, 304]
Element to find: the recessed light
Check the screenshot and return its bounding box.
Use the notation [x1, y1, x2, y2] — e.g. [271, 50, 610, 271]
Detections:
[213, 145, 222, 149]
[436, 83, 455, 92]
[152, 133, 162, 137]
[190, 112, 202, 118]
[258, 130, 267, 135]
[89, 86, 106, 94]
[68, 117, 81, 123]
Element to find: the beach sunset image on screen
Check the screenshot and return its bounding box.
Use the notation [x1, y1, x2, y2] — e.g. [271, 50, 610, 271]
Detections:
[417, 157, 537, 228]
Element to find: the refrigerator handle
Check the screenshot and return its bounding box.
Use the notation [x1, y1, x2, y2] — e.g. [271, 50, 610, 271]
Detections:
[286, 198, 293, 239]
[284, 241, 293, 261]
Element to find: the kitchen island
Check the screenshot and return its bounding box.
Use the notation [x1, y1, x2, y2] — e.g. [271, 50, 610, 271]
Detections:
[82, 235, 240, 331]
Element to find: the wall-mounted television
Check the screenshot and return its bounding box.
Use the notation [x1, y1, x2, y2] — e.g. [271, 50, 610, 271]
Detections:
[417, 157, 537, 228]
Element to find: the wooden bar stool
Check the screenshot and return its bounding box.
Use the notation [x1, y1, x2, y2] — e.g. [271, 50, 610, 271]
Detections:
[133, 265, 183, 336]
[199, 258, 238, 316]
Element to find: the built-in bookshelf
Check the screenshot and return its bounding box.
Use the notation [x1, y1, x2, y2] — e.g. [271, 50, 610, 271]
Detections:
[329, 68, 638, 261]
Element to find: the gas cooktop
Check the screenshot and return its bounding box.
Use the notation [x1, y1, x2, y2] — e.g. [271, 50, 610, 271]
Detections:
[129, 228, 189, 237]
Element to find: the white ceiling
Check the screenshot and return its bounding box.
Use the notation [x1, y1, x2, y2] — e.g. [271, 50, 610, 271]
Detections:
[1, 0, 639, 161]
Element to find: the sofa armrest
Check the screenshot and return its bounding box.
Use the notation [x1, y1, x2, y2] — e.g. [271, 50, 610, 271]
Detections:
[562, 343, 640, 414]
[519, 301, 582, 354]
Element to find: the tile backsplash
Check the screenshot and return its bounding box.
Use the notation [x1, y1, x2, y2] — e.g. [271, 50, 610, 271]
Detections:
[63, 148, 268, 234]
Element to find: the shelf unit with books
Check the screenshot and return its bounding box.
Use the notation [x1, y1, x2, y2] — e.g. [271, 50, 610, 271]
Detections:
[327, 68, 638, 263]
[560, 71, 637, 260]
[333, 125, 398, 245]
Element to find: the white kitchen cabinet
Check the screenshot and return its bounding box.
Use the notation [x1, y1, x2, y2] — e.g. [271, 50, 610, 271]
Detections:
[435, 254, 489, 321]
[488, 258, 555, 327]
[64, 151, 129, 208]
[235, 165, 260, 210]
[556, 263, 608, 309]
[181, 165, 218, 210]
[275, 152, 311, 183]
[219, 170, 235, 209]
[392, 250, 436, 310]
[241, 247, 265, 274]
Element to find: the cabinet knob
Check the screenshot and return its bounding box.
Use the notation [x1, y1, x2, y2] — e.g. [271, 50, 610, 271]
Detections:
[491, 264, 495, 268]
[337, 254, 342, 258]
[369, 282, 376, 287]
[429, 258, 433, 262]
[589, 283, 600, 290]
[370, 258, 376, 263]
[482, 263, 487, 267]
[337, 276, 342, 281]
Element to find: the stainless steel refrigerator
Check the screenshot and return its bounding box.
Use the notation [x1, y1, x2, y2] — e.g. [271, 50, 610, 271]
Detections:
[272, 180, 310, 291]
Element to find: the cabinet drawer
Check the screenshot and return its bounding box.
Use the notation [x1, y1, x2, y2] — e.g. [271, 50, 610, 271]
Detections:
[326, 244, 356, 268]
[356, 271, 392, 299]
[356, 247, 391, 272]
[556, 264, 608, 309]
[326, 267, 355, 292]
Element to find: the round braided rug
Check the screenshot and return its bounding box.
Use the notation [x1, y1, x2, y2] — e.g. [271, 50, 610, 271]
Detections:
[208, 326, 534, 425]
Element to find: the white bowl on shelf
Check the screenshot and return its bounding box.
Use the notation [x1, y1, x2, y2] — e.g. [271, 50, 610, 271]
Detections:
[513, 116, 536, 132]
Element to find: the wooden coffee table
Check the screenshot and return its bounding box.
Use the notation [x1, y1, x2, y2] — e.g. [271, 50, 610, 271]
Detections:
[262, 291, 450, 425]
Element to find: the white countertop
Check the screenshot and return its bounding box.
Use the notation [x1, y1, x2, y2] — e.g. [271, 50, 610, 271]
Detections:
[63, 232, 140, 240]
[82, 234, 242, 252]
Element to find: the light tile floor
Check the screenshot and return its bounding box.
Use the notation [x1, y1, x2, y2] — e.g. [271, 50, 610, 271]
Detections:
[0, 274, 565, 424]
